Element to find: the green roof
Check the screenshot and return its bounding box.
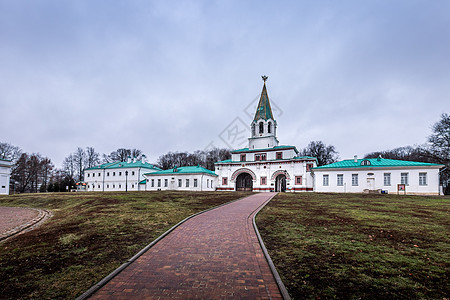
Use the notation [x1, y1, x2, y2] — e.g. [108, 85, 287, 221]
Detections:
[139, 179, 147, 184]
[85, 161, 161, 171]
[231, 145, 299, 154]
[215, 156, 316, 164]
[313, 158, 444, 170]
[253, 81, 274, 121]
[144, 165, 217, 176]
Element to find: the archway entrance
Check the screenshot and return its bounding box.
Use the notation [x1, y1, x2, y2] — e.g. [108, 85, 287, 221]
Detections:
[275, 174, 286, 192]
[236, 173, 253, 191]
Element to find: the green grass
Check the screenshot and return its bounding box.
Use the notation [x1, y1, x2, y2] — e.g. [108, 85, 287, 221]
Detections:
[256, 193, 450, 299]
[0, 191, 250, 299]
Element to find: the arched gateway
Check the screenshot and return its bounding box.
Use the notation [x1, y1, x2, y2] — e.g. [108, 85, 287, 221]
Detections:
[236, 173, 253, 191]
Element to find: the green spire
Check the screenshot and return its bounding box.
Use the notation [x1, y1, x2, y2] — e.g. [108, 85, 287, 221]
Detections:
[254, 75, 274, 121]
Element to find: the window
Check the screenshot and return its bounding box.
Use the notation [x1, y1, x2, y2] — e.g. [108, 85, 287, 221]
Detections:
[151, 179, 154, 187]
[352, 174, 358, 186]
[178, 179, 182, 187]
[98, 173, 101, 177]
[164, 179, 168, 187]
[87, 173, 90, 177]
[261, 176, 267, 185]
[276, 152, 283, 160]
[384, 173, 391, 186]
[252, 124, 255, 136]
[98, 185, 100, 189]
[92, 173, 95, 177]
[323, 175, 329, 186]
[113, 172, 116, 176]
[222, 177, 228, 185]
[295, 176, 302, 185]
[337, 174, 344, 186]
[186, 179, 189, 187]
[256, 153, 267, 161]
[401, 173, 409, 185]
[240, 154, 246, 162]
[157, 179, 161, 187]
[259, 122, 264, 134]
[132, 184, 134, 188]
[306, 164, 313, 172]
[119, 184, 121, 188]
[419, 173, 427, 186]
[132, 171, 135, 176]
[107, 184, 109, 188]
[194, 179, 198, 187]
[361, 160, 371, 166]
[107, 172, 110, 176]
[119, 172, 122, 176]
[113, 184, 115, 188]
[268, 122, 272, 133]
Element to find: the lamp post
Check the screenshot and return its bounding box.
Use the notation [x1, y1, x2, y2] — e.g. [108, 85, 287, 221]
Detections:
[125, 171, 128, 192]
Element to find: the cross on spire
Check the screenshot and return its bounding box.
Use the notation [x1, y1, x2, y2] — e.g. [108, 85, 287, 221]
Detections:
[261, 75, 268, 82]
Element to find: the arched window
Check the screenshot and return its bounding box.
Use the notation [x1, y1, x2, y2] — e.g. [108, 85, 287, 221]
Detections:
[259, 122, 264, 134]
[252, 124, 255, 136]
[268, 122, 272, 133]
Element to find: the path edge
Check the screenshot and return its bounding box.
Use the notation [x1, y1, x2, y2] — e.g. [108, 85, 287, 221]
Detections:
[252, 193, 291, 300]
[76, 194, 251, 300]
[0, 207, 53, 243]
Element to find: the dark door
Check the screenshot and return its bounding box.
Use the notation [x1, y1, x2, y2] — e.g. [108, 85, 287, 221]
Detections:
[236, 173, 253, 191]
[275, 175, 286, 192]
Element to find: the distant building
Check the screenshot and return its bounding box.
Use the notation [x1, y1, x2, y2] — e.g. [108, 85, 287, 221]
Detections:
[214, 77, 317, 192]
[0, 158, 12, 195]
[143, 165, 217, 191]
[313, 157, 444, 195]
[84, 157, 161, 192]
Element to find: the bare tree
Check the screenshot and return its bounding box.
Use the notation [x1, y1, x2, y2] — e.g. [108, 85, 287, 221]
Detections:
[103, 148, 146, 163]
[85, 147, 100, 168]
[0, 142, 22, 162]
[63, 154, 75, 180]
[73, 147, 86, 181]
[156, 148, 231, 170]
[300, 141, 339, 166]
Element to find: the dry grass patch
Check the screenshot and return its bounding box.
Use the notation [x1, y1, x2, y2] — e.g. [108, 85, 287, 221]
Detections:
[256, 193, 449, 299]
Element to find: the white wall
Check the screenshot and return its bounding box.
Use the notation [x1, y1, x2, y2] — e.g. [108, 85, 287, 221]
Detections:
[144, 174, 217, 191]
[0, 161, 11, 195]
[84, 167, 159, 192]
[314, 168, 441, 195]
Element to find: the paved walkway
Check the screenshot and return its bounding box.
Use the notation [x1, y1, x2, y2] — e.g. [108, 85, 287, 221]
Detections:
[90, 193, 282, 299]
[0, 207, 52, 243]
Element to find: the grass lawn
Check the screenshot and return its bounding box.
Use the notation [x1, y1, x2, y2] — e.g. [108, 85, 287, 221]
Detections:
[0, 191, 250, 299]
[256, 193, 449, 299]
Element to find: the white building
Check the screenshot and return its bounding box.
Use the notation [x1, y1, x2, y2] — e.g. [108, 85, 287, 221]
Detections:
[143, 165, 217, 191]
[0, 158, 12, 195]
[313, 157, 444, 195]
[215, 76, 317, 192]
[84, 158, 161, 192]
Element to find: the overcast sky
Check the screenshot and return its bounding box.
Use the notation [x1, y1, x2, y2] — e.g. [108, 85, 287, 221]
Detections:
[1, 0, 449, 167]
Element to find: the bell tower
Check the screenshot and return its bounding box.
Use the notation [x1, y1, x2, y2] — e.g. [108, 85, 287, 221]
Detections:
[249, 76, 279, 149]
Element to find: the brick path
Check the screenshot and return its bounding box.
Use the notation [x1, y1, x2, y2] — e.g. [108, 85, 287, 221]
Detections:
[90, 192, 282, 299]
[0, 207, 52, 242]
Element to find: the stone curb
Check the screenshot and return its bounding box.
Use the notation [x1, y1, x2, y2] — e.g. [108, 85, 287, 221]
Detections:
[0, 207, 53, 243]
[76, 195, 251, 300]
[251, 193, 291, 300]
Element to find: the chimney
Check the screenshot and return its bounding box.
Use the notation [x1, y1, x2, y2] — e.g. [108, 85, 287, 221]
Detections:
[354, 155, 358, 163]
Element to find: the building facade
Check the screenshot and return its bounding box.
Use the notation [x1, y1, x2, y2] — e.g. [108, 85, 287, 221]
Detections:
[143, 165, 217, 191]
[215, 77, 317, 192]
[0, 158, 12, 195]
[313, 157, 444, 195]
[84, 158, 161, 192]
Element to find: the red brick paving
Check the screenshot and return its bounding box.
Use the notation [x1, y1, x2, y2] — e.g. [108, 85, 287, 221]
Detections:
[90, 192, 283, 299]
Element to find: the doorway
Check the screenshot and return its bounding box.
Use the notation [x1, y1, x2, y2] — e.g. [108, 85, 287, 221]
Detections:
[236, 173, 253, 191]
[275, 174, 286, 192]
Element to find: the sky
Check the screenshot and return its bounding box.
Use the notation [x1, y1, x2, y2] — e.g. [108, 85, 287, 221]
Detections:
[1, 0, 449, 167]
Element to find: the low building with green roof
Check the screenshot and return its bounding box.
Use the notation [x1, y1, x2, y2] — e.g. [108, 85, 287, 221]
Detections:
[143, 165, 218, 191]
[313, 156, 444, 195]
[83, 157, 161, 192]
